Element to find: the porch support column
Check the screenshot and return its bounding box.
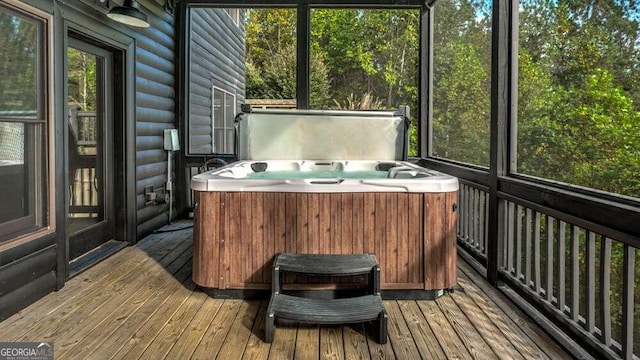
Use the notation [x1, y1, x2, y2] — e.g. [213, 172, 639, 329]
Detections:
[296, 2, 310, 109]
[487, 0, 515, 285]
[419, 3, 433, 158]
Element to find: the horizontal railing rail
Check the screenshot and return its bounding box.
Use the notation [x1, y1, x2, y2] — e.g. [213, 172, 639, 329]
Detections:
[428, 158, 639, 360]
[499, 193, 637, 360]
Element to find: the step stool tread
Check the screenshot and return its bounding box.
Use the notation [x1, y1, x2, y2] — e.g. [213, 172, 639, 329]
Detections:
[269, 293, 384, 323]
[274, 253, 378, 276]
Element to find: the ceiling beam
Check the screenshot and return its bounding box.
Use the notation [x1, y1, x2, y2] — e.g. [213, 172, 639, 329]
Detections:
[183, 0, 425, 8]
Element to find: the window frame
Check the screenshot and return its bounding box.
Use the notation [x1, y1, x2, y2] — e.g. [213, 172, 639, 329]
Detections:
[225, 8, 240, 25]
[211, 85, 236, 155]
[0, 1, 52, 246]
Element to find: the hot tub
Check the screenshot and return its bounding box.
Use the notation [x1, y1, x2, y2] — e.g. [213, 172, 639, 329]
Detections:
[191, 108, 459, 298]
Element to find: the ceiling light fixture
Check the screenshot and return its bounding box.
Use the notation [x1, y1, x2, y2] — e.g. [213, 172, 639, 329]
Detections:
[107, 0, 150, 28]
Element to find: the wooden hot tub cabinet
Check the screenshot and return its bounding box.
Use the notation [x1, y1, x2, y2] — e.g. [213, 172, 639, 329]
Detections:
[192, 191, 457, 293]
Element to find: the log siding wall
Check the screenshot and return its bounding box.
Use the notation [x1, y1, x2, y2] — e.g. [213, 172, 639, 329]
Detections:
[188, 8, 246, 155]
[134, 0, 178, 236]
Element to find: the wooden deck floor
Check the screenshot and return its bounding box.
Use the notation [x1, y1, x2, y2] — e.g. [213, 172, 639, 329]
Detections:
[0, 221, 572, 359]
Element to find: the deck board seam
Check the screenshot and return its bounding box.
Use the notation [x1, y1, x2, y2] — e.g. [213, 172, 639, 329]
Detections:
[457, 260, 571, 360]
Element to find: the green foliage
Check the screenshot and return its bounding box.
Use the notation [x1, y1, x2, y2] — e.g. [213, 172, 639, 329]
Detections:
[0, 12, 37, 114]
[432, 0, 491, 166]
[516, 0, 640, 199]
[67, 48, 97, 111]
[246, 8, 421, 152]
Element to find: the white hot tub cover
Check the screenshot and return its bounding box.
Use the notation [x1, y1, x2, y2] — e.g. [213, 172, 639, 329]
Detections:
[235, 107, 410, 161]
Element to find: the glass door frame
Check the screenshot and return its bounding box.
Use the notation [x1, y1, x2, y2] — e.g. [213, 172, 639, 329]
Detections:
[65, 34, 115, 262]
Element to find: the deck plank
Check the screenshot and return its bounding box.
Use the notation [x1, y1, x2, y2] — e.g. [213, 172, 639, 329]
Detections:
[320, 326, 345, 360]
[268, 322, 297, 360]
[343, 323, 370, 360]
[13, 237, 193, 343]
[417, 299, 473, 359]
[0, 231, 186, 340]
[396, 300, 447, 359]
[294, 324, 320, 360]
[455, 270, 549, 360]
[58, 259, 194, 359]
[436, 293, 497, 360]
[137, 286, 209, 360]
[0, 224, 573, 360]
[385, 300, 422, 359]
[448, 282, 526, 360]
[190, 299, 243, 359]
[105, 271, 197, 360]
[242, 302, 273, 360]
[457, 261, 572, 360]
[164, 296, 224, 359]
[217, 301, 261, 359]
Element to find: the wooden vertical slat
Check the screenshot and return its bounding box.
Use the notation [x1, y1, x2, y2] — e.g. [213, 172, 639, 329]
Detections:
[507, 202, 515, 273]
[408, 194, 422, 285]
[192, 192, 220, 288]
[470, 188, 476, 247]
[585, 231, 596, 333]
[397, 193, 409, 284]
[458, 185, 464, 240]
[318, 194, 330, 254]
[515, 204, 523, 279]
[240, 193, 253, 287]
[475, 189, 481, 249]
[252, 193, 264, 284]
[557, 221, 566, 313]
[352, 193, 364, 254]
[446, 192, 458, 286]
[375, 193, 387, 286]
[296, 194, 308, 254]
[456, 184, 464, 240]
[275, 193, 286, 255]
[330, 194, 341, 254]
[308, 193, 320, 254]
[363, 193, 376, 256]
[386, 193, 398, 284]
[599, 237, 612, 347]
[533, 211, 541, 294]
[570, 225, 579, 322]
[224, 192, 242, 289]
[423, 194, 433, 289]
[546, 216, 554, 303]
[621, 244, 635, 360]
[525, 208, 532, 287]
[262, 193, 275, 283]
[341, 194, 354, 254]
[479, 191, 486, 252]
[285, 193, 297, 254]
[484, 193, 489, 254]
[465, 185, 470, 243]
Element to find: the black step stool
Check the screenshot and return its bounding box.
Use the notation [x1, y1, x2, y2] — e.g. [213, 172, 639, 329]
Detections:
[265, 253, 387, 344]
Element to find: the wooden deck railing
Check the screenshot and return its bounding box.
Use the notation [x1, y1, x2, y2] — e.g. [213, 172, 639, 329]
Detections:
[453, 177, 638, 360]
[457, 180, 489, 262]
[68, 111, 98, 217]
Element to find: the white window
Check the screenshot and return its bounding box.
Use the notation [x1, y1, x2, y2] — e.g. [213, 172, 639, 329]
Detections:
[212, 87, 236, 154]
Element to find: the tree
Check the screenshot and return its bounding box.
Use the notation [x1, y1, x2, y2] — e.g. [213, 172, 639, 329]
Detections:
[431, 0, 492, 166]
[0, 12, 37, 114]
